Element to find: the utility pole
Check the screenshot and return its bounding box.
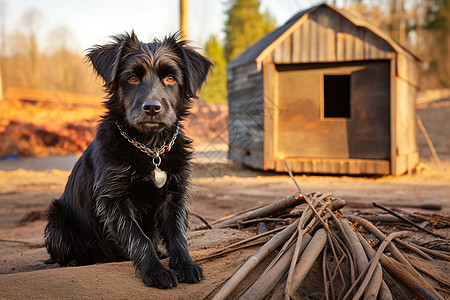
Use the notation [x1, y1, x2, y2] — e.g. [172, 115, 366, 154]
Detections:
[180, 0, 188, 40]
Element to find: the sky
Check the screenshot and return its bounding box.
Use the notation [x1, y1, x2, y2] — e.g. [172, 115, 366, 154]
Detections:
[1, 0, 326, 52]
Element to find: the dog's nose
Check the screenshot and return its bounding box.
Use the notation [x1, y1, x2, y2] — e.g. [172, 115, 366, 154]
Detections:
[142, 100, 162, 116]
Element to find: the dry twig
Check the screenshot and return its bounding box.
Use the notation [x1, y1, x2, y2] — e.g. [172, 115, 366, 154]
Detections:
[357, 232, 393, 300]
[394, 238, 434, 260]
[349, 231, 408, 300]
[241, 235, 312, 300]
[286, 228, 328, 298]
[372, 202, 446, 239]
[214, 193, 304, 228]
[212, 220, 299, 300]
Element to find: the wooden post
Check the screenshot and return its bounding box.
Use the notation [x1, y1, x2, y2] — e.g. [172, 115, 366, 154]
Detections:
[180, 0, 188, 40]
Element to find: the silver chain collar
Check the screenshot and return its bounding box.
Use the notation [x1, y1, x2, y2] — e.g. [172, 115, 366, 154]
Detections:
[116, 122, 179, 167]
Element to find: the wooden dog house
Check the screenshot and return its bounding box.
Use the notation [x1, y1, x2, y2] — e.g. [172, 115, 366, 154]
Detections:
[227, 4, 421, 175]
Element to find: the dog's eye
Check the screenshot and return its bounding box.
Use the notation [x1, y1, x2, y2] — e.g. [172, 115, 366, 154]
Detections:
[164, 75, 175, 84]
[128, 75, 138, 84]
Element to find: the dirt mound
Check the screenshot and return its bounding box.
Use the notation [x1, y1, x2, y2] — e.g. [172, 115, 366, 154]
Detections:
[0, 100, 228, 158]
[0, 120, 96, 157]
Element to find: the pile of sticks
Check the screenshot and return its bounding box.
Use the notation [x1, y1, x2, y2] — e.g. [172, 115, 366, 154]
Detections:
[197, 185, 449, 299]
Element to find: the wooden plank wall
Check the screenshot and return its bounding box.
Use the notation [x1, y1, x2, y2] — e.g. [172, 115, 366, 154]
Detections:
[397, 53, 420, 87]
[276, 158, 390, 175]
[263, 62, 277, 170]
[270, 7, 395, 64]
[228, 5, 421, 175]
[227, 62, 265, 168]
[394, 76, 419, 174]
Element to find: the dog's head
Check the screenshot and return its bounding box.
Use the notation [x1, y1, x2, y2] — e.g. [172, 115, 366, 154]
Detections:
[86, 32, 212, 132]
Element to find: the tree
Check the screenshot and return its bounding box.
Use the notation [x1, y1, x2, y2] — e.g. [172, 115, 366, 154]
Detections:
[0, 1, 7, 100]
[47, 26, 77, 92]
[224, 0, 276, 62]
[424, 0, 449, 87]
[21, 8, 44, 89]
[201, 35, 227, 103]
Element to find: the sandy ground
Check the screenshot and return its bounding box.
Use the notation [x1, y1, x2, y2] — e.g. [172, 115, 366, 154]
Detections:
[0, 102, 449, 299]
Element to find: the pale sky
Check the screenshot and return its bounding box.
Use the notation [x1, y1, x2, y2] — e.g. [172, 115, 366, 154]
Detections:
[2, 0, 326, 52]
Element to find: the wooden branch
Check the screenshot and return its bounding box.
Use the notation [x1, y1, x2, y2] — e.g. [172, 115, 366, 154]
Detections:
[339, 219, 369, 275]
[351, 215, 446, 299]
[357, 214, 424, 223]
[332, 215, 357, 285]
[190, 211, 212, 229]
[284, 211, 313, 299]
[241, 234, 313, 300]
[322, 244, 330, 300]
[264, 228, 298, 272]
[287, 228, 328, 298]
[363, 261, 383, 300]
[346, 215, 413, 268]
[219, 218, 286, 229]
[331, 199, 347, 211]
[326, 212, 348, 294]
[196, 226, 287, 262]
[285, 227, 307, 300]
[212, 220, 299, 300]
[381, 254, 445, 300]
[222, 226, 286, 250]
[214, 193, 304, 228]
[409, 260, 450, 288]
[285, 160, 308, 200]
[339, 218, 384, 300]
[394, 238, 434, 260]
[404, 241, 450, 261]
[372, 202, 446, 239]
[357, 232, 393, 300]
[417, 115, 445, 174]
[346, 202, 442, 210]
[358, 232, 444, 300]
[194, 238, 269, 262]
[350, 231, 408, 300]
[285, 196, 325, 300]
[210, 202, 275, 225]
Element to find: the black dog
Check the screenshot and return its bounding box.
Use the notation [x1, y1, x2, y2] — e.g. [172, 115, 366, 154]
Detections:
[44, 32, 212, 289]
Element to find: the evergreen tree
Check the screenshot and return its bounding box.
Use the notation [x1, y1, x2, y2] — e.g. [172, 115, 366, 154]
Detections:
[201, 35, 227, 103]
[224, 0, 276, 62]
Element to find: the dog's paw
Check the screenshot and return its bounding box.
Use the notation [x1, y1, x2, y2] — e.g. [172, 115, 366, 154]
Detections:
[142, 267, 178, 289]
[173, 262, 203, 284]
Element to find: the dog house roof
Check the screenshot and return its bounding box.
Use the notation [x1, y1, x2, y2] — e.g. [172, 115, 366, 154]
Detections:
[228, 3, 420, 69]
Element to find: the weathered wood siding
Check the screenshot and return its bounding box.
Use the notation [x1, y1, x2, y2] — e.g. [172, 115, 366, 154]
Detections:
[393, 75, 419, 174]
[275, 158, 390, 175]
[227, 4, 420, 175]
[396, 53, 420, 88]
[227, 62, 264, 168]
[275, 61, 390, 160]
[270, 7, 395, 64]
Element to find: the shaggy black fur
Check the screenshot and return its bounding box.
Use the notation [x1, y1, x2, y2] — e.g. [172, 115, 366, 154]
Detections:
[44, 32, 212, 289]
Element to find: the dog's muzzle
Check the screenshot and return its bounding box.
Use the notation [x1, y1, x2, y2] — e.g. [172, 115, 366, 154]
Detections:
[142, 100, 162, 116]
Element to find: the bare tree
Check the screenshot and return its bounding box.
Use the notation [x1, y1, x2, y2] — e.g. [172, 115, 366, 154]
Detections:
[0, 0, 7, 100]
[47, 25, 77, 91]
[20, 8, 44, 89]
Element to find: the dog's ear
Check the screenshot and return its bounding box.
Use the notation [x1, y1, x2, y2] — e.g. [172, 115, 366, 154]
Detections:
[85, 32, 140, 84]
[181, 45, 213, 98]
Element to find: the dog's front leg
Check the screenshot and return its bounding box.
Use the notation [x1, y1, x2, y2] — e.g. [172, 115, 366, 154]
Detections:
[159, 193, 203, 284]
[96, 197, 178, 288]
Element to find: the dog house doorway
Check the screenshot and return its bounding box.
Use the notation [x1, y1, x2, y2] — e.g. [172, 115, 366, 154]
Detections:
[275, 60, 391, 160]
